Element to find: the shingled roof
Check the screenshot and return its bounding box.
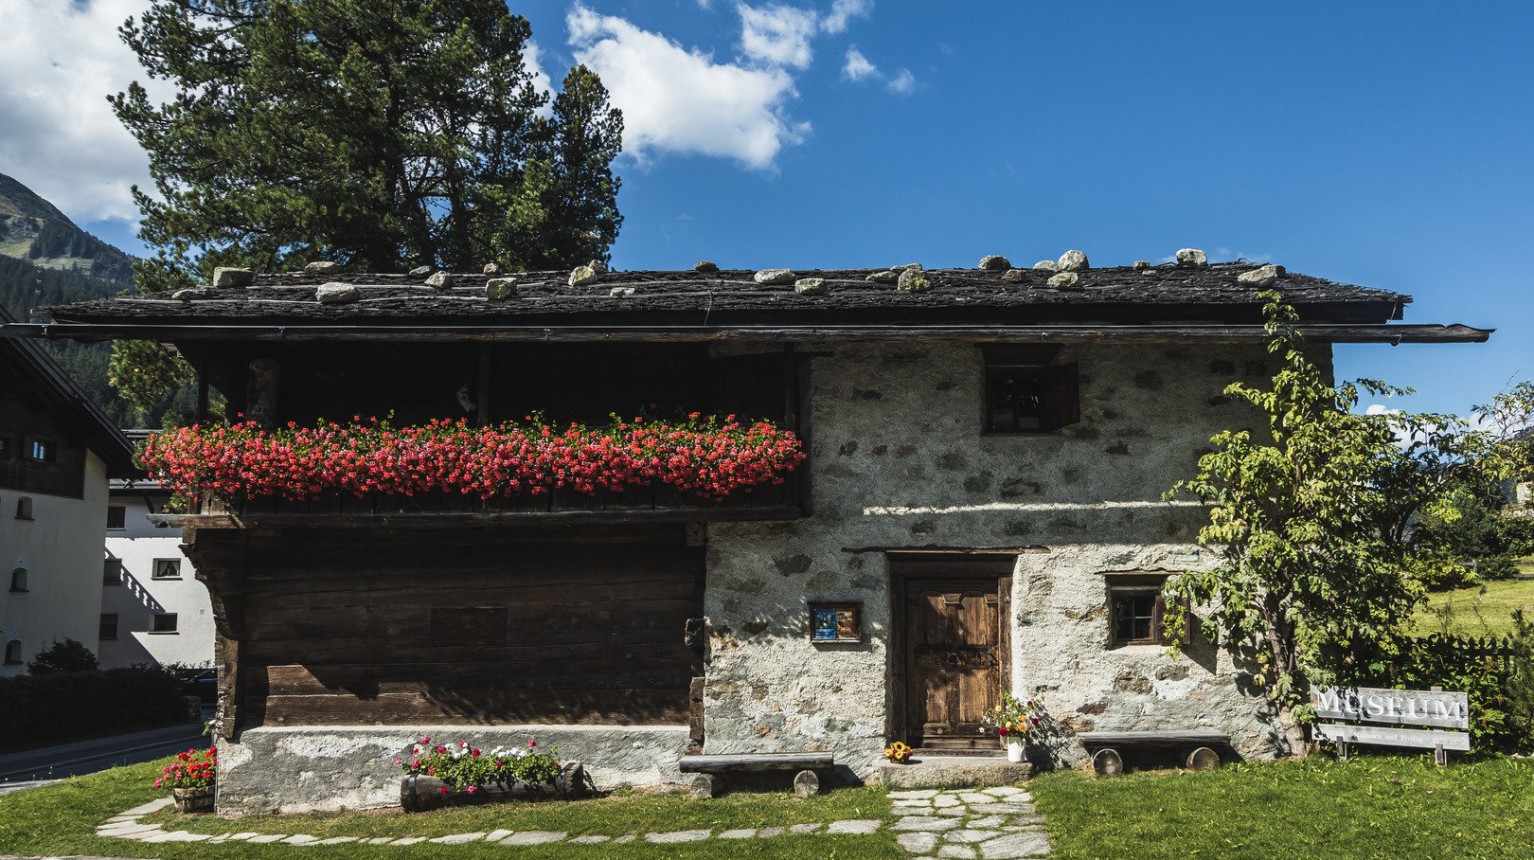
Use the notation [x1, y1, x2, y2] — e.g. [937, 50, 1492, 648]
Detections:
[51, 262, 1405, 326]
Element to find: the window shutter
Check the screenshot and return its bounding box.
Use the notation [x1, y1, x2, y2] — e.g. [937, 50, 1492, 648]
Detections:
[1040, 363, 1080, 431]
[1152, 593, 1167, 644]
[1178, 593, 1193, 644]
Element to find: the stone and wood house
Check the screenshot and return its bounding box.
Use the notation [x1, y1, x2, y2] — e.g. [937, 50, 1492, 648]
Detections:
[18, 255, 1487, 813]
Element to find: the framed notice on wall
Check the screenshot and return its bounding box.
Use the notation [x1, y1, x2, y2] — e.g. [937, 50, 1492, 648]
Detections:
[810, 603, 862, 643]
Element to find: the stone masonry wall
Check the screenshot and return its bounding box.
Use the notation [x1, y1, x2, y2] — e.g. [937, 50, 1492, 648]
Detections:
[704, 342, 1323, 778]
[217, 725, 690, 815]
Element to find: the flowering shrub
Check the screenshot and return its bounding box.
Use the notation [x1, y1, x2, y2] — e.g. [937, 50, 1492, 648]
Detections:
[396, 736, 561, 795]
[141, 414, 805, 504]
[883, 740, 913, 763]
[155, 747, 217, 790]
[984, 692, 1042, 740]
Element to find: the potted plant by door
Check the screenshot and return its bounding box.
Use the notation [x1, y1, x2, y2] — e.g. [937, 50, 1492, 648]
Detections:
[985, 694, 1041, 763]
[156, 747, 217, 812]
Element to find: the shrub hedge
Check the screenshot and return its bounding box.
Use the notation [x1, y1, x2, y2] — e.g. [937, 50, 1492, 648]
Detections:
[0, 668, 187, 752]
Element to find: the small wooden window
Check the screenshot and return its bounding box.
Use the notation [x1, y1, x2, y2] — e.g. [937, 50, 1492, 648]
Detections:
[106, 506, 127, 529]
[3, 640, 21, 665]
[152, 613, 178, 634]
[104, 559, 123, 586]
[26, 438, 56, 463]
[100, 614, 119, 641]
[1107, 574, 1187, 647]
[152, 558, 182, 579]
[9, 568, 27, 593]
[983, 347, 1079, 433]
[15, 497, 32, 520]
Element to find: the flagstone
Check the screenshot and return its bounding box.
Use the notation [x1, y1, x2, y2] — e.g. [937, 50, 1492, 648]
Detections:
[895, 816, 959, 832]
[430, 832, 486, 844]
[979, 830, 1051, 859]
[485, 829, 513, 842]
[645, 829, 711, 843]
[498, 831, 565, 845]
[719, 828, 758, 839]
[827, 819, 882, 834]
[898, 832, 939, 853]
[570, 835, 611, 844]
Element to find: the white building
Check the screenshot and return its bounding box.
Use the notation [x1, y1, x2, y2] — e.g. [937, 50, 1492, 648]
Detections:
[0, 314, 136, 675]
[99, 477, 214, 668]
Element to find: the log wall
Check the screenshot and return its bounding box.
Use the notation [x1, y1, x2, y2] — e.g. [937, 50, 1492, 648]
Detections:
[220, 526, 703, 727]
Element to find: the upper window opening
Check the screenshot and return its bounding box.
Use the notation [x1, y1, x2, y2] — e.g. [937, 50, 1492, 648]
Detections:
[0, 435, 14, 459]
[15, 497, 32, 520]
[9, 568, 27, 593]
[100, 614, 119, 641]
[152, 613, 178, 634]
[3, 640, 21, 665]
[103, 559, 123, 586]
[152, 559, 182, 580]
[983, 346, 1079, 434]
[26, 438, 56, 463]
[106, 506, 127, 530]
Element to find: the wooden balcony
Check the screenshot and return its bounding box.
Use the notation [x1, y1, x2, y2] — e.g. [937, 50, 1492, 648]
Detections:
[152, 477, 804, 530]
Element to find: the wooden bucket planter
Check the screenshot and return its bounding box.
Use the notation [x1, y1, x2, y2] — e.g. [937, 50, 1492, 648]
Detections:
[172, 786, 215, 813]
[400, 763, 589, 813]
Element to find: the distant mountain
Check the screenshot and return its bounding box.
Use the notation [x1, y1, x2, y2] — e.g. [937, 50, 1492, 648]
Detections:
[0, 173, 140, 425]
[0, 172, 136, 291]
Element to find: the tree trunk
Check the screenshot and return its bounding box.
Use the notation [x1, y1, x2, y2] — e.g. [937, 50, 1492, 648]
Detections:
[1276, 702, 1308, 759]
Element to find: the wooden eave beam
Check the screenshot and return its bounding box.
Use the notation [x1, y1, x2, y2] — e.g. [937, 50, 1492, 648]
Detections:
[3, 322, 1495, 345]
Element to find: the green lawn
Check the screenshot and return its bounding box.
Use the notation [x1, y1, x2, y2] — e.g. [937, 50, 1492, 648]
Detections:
[1031, 756, 1534, 860]
[7, 755, 1534, 860]
[1414, 574, 1534, 637]
[0, 760, 901, 860]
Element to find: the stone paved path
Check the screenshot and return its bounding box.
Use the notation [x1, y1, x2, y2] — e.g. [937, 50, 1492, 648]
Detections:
[888, 786, 1050, 859]
[94, 786, 1048, 856]
[93, 797, 886, 849]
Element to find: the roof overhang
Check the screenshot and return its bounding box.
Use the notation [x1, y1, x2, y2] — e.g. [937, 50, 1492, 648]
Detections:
[0, 321, 1495, 345]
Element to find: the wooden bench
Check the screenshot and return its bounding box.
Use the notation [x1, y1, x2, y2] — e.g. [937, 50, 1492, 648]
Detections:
[679, 752, 836, 798]
[1077, 731, 1230, 776]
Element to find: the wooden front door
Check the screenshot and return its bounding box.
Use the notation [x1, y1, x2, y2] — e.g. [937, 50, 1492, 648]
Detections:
[903, 577, 1011, 750]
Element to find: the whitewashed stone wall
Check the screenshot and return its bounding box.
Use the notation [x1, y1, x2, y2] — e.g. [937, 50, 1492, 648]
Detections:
[704, 341, 1324, 777]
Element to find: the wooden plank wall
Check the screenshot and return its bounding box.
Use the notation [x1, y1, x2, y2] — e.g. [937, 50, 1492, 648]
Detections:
[236, 527, 704, 727]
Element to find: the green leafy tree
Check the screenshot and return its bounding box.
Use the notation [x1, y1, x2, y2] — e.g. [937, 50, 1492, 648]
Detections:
[1164, 295, 1523, 754]
[108, 0, 625, 413]
[27, 639, 100, 675]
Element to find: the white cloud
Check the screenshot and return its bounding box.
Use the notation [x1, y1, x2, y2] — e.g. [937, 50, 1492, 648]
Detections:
[0, 0, 162, 224]
[821, 0, 872, 33]
[737, 3, 819, 69]
[842, 47, 877, 81]
[839, 46, 914, 95]
[568, 5, 809, 170]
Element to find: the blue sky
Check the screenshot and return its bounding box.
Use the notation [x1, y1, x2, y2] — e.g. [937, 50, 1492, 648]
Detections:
[3, 1, 1529, 419]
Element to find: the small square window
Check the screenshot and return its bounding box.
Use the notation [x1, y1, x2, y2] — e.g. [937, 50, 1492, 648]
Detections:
[26, 438, 56, 463]
[100, 614, 119, 641]
[152, 558, 182, 579]
[3, 640, 21, 665]
[106, 506, 127, 530]
[104, 559, 123, 586]
[152, 613, 178, 634]
[1106, 574, 1186, 647]
[983, 347, 1079, 434]
[15, 497, 33, 520]
[9, 568, 27, 593]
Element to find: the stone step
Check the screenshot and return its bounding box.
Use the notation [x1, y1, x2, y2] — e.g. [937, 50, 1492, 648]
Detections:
[878, 756, 1033, 790]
